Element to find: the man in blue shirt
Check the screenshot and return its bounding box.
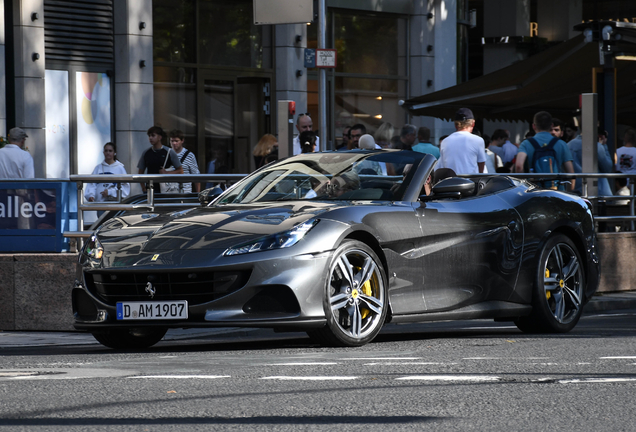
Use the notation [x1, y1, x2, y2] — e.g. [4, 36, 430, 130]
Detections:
[567, 128, 613, 196]
[515, 111, 575, 191]
[411, 126, 440, 159]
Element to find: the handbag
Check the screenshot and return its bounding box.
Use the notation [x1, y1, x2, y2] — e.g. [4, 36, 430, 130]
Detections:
[160, 148, 180, 193]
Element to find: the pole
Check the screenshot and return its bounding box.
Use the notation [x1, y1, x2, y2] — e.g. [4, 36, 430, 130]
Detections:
[318, 0, 327, 151]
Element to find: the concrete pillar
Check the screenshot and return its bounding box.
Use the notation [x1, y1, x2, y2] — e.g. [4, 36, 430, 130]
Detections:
[11, 0, 45, 177]
[409, 0, 458, 142]
[274, 24, 308, 138]
[114, 0, 153, 194]
[0, 0, 6, 137]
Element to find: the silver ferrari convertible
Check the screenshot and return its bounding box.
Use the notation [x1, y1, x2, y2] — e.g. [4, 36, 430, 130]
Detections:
[73, 150, 600, 349]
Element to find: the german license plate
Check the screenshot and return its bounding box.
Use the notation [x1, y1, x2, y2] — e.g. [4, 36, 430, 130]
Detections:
[116, 301, 188, 320]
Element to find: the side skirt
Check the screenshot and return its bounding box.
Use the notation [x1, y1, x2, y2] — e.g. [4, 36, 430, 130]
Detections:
[390, 301, 532, 324]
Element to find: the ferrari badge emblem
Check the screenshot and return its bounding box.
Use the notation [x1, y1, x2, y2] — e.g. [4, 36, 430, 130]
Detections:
[151, 254, 160, 262]
[145, 282, 156, 299]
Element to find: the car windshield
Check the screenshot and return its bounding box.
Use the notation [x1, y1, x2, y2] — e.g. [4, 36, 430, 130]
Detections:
[217, 150, 426, 204]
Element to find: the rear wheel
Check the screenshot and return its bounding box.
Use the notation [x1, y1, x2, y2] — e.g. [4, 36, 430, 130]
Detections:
[515, 234, 585, 333]
[91, 327, 167, 349]
[308, 240, 387, 347]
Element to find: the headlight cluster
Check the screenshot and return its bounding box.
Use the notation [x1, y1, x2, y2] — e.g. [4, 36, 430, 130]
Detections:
[79, 235, 104, 266]
[224, 219, 319, 256]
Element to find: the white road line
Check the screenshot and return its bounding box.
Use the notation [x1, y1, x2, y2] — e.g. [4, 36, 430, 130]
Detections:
[462, 357, 500, 360]
[262, 376, 357, 381]
[559, 378, 636, 384]
[364, 362, 449, 366]
[459, 326, 517, 330]
[129, 375, 230, 379]
[340, 357, 421, 361]
[600, 356, 636, 359]
[263, 362, 338, 366]
[396, 375, 501, 382]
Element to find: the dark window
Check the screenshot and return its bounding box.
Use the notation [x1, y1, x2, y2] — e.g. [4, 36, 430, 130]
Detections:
[153, 0, 196, 63]
[198, 0, 263, 68]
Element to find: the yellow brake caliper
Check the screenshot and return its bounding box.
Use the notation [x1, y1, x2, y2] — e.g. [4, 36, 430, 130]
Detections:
[358, 266, 375, 319]
[545, 269, 552, 300]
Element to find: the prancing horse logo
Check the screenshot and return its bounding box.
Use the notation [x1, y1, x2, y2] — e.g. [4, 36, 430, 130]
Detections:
[145, 282, 156, 299]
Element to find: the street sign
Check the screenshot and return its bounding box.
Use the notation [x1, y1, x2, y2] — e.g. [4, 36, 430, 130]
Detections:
[304, 49, 316, 68]
[316, 49, 337, 68]
[254, 0, 313, 25]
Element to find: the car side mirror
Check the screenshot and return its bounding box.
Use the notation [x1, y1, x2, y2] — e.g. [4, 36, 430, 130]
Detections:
[421, 177, 475, 201]
[198, 186, 223, 206]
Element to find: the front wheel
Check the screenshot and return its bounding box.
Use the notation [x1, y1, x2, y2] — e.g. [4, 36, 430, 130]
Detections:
[515, 234, 585, 333]
[308, 240, 388, 347]
[91, 327, 168, 349]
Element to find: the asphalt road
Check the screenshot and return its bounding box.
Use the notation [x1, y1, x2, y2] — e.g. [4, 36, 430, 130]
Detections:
[1, 308, 636, 431]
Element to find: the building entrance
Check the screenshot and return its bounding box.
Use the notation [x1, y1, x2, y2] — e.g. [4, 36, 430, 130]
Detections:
[198, 74, 272, 176]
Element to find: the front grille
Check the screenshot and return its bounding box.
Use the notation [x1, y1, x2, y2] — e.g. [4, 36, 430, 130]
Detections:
[84, 270, 251, 305]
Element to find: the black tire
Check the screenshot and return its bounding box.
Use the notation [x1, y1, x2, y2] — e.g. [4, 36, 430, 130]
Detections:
[92, 327, 168, 349]
[515, 234, 585, 333]
[307, 240, 388, 347]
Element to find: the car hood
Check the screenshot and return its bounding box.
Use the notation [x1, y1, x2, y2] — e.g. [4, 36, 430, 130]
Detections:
[96, 202, 345, 254]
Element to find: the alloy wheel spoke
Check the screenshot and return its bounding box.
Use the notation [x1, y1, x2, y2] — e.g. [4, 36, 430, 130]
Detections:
[563, 286, 581, 311]
[356, 256, 376, 287]
[552, 290, 565, 321]
[336, 254, 356, 287]
[330, 292, 350, 311]
[553, 246, 565, 275]
[563, 259, 580, 282]
[359, 293, 383, 316]
[350, 304, 362, 337]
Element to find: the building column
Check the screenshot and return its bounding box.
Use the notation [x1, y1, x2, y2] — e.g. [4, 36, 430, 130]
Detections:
[274, 24, 308, 138]
[0, 0, 5, 137]
[114, 0, 153, 194]
[409, 0, 458, 142]
[11, 0, 45, 176]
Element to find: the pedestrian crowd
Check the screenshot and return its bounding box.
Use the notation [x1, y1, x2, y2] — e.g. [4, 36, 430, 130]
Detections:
[1, 109, 633, 209]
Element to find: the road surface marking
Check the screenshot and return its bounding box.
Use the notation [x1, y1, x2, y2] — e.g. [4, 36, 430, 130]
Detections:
[600, 356, 636, 359]
[264, 362, 338, 366]
[262, 376, 357, 381]
[129, 375, 230, 379]
[396, 375, 501, 382]
[559, 377, 636, 384]
[341, 357, 420, 361]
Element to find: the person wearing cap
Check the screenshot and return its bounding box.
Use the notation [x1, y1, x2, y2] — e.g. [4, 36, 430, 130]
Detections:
[436, 108, 486, 175]
[0, 128, 34, 178]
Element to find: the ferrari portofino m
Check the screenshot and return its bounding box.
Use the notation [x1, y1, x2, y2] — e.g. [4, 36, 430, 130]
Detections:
[73, 150, 599, 348]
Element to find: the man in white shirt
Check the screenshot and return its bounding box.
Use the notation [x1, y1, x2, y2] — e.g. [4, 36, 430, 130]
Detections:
[0, 128, 34, 178]
[436, 108, 486, 175]
[292, 113, 320, 154]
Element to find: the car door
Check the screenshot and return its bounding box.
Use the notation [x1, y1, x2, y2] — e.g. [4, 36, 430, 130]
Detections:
[409, 189, 524, 312]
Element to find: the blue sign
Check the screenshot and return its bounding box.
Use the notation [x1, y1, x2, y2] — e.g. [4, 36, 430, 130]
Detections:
[0, 181, 77, 252]
[304, 48, 316, 68]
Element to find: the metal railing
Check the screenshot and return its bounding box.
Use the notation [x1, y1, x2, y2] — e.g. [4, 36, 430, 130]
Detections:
[58, 171, 636, 241]
[64, 173, 247, 241]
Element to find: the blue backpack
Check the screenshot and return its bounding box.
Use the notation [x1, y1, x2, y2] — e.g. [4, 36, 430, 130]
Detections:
[527, 136, 560, 188]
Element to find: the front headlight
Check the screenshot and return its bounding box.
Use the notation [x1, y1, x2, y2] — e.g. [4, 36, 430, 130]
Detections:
[224, 219, 319, 256]
[79, 235, 104, 265]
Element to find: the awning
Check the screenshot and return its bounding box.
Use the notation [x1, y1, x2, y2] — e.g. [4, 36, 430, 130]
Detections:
[402, 34, 636, 124]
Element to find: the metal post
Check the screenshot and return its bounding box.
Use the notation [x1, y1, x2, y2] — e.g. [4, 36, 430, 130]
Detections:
[318, 0, 327, 151]
[581, 93, 598, 200]
[77, 181, 84, 234]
